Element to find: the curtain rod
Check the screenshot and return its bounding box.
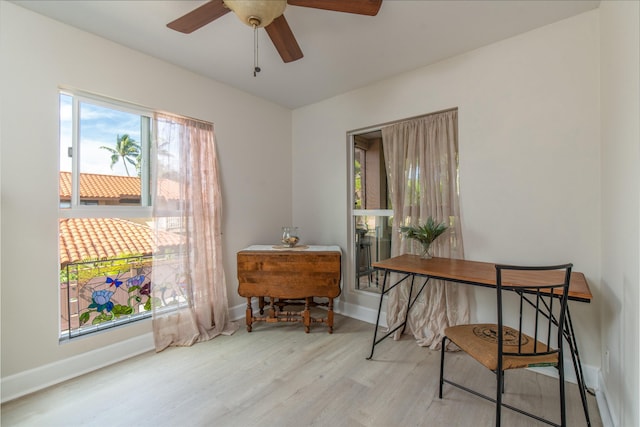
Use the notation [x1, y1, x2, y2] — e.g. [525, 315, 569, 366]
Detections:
[348, 107, 458, 135]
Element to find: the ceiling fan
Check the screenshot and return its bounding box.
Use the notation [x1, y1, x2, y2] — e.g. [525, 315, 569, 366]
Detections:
[167, 0, 383, 64]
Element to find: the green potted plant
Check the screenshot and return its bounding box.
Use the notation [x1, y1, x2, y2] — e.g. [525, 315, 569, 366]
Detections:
[400, 216, 448, 259]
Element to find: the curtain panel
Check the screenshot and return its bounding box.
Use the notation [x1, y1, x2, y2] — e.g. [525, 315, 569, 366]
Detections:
[151, 112, 237, 352]
[381, 110, 469, 349]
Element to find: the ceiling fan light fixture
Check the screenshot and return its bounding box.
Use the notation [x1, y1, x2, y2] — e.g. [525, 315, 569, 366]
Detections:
[223, 0, 287, 28]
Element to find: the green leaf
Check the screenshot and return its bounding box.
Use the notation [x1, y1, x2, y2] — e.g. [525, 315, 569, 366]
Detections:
[128, 286, 140, 293]
[92, 313, 111, 324]
[79, 311, 91, 325]
[112, 304, 134, 316]
[400, 216, 448, 245]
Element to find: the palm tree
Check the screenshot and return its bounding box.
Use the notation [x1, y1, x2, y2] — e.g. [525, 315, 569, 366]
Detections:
[100, 134, 140, 176]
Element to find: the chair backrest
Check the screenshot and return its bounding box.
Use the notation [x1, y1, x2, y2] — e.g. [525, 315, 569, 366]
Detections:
[494, 263, 573, 370]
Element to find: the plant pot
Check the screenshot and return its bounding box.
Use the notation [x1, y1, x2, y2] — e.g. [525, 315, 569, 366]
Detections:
[420, 243, 433, 259]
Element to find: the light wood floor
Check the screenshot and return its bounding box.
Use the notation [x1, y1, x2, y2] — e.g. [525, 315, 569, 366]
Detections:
[2, 313, 602, 427]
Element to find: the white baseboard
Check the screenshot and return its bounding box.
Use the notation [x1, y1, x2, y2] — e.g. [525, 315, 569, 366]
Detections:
[596, 370, 617, 427]
[334, 298, 388, 328]
[1, 332, 155, 403]
[229, 299, 253, 322]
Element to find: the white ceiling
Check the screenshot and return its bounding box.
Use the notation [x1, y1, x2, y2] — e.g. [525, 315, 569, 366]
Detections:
[12, 0, 600, 109]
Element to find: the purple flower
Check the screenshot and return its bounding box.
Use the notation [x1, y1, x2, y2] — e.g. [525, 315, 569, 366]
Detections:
[139, 282, 151, 296]
[127, 274, 145, 287]
[93, 290, 113, 304]
[89, 290, 114, 312]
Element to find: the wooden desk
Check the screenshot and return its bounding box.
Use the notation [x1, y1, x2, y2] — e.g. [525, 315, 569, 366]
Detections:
[374, 255, 592, 302]
[369, 255, 593, 426]
[237, 245, 341, 333]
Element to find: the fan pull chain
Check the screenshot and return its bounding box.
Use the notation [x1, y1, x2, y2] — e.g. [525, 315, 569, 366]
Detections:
[253, 23, 261, 77]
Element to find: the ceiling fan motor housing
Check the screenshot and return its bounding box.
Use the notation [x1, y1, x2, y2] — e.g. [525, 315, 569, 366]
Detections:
[224, 0, 287, 28]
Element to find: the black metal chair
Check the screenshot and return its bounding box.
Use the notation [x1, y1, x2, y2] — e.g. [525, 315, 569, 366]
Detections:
[439, 263, 573, 427]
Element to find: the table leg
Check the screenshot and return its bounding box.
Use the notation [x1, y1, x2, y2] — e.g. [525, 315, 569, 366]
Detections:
[401, 275, 416, 335]
[268, 297, 276, 319]
[245, 297, 253, 332]
[328, 298, 334, 333]
[259, 296, 265, 315]
[521, 293, 592, 426]
[367, 270, 389, 359]
[366, 272, 431, 360]
[564, 307, 592, 426]
[304, 297, 311, 333]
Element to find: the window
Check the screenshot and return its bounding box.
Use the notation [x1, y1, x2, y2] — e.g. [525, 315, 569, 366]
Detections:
[349, 130, 393, 293]
[59, 90, 155, 340]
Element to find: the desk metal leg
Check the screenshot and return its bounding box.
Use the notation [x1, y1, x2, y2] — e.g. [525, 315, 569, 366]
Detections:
[564, 307, 592, 427]
[367, 271, 431, 360]
[524, 296, 592, 426]
[401, 275, 416, 335]
[367, 271, 414, 359]
[367, 270, 389, 360]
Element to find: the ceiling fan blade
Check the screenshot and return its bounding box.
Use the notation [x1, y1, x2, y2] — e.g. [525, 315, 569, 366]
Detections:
[265, 15, 304, 63]
[167, 0, 230, 34]
[287, 0, 382, 16]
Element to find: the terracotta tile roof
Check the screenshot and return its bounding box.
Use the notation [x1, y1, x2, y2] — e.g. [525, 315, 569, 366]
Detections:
[59, 172, 180, 202]
[59, 172, 141, 201]
[59, 218, 184, 267]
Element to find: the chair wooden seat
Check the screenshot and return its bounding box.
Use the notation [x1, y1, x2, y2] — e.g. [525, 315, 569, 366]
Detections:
[444, 323, 558, 371]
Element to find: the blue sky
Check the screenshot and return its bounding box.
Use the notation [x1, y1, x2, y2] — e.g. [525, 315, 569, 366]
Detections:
[59, 94, 142, 177]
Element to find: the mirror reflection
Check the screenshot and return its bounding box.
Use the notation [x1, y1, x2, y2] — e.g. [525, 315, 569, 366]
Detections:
[352, 131, 392, 292]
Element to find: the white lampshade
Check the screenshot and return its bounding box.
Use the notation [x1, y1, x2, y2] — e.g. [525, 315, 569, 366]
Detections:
[223, 0, 287, 28]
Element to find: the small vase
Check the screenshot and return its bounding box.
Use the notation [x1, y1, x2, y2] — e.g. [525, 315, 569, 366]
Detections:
[420, 243, 433, 259]
[281, 226, 300, 247]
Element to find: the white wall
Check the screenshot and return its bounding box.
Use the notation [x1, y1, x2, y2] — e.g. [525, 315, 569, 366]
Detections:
[600, 1, 640, 426]
[0, 1, 292, 398]
[293, 10, 602, 371]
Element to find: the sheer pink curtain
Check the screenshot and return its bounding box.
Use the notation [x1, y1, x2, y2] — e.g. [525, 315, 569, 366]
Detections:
[381, 110, 469, 349]
[151, 112, 237, 352]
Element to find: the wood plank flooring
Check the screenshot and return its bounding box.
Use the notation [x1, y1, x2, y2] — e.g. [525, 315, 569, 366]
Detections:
[1, 313, 602, 426]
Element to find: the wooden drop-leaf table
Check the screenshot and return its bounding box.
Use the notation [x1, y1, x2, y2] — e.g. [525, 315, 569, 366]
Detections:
[237, 245, 341, 333]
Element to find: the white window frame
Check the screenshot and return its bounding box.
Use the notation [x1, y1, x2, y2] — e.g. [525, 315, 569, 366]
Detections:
[59, 88, 153, 220]
[58, 88, 155, 340]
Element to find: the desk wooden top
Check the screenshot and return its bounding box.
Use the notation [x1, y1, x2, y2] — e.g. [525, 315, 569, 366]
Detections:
[372, 255, 592, 303]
